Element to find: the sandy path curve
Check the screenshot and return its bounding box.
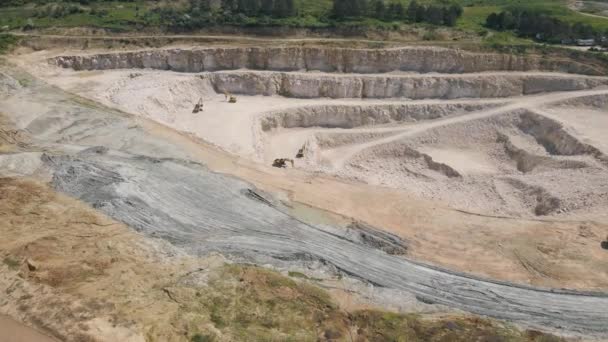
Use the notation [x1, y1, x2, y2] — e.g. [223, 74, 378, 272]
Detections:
[324, 88, 608, 169]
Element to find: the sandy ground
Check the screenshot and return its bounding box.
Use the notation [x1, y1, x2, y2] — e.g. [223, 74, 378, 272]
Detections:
[5, 47, 607, 281]
[537, 106, 608, 154]
[2, 65, 608, 339]
[0, 315, 56, 342]
[21, 54, 608, 220]
[3, 45, 608, 339]
[4, 58, 608, 289]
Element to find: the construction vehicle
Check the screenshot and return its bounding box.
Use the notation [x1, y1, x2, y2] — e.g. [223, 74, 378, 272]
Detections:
[192, 97, 204, 113]
[296, 144, 305, 158]
[272, 158, 294, 168]
[224, 90, 237, 103]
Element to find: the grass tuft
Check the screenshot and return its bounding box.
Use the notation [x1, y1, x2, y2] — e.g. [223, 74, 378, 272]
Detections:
[3, 256, 20, 270]
[0, 34, 18, 54]
[168, 264, 567, 341]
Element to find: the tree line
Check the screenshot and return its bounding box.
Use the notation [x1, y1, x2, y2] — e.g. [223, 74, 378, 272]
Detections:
[156, 0, 297, 30]
[211, 0, 296, 18]
[333, 0, 463, 26]
[486, 10, 607, 44]
[2, 0, 464, 31]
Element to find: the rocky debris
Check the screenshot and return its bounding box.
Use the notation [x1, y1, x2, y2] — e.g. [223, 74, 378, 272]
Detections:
[51, 46, 604, 75]
[39, 148, 608, 336]
[353, 143, 462, 179]
[518, 111, 608, 167]
[0, 71, 22, 96]
[500, 178, 562, 216]
[346, 221, 408, 255]
[498, 133, 589, 173]
[518, 112, 598, 156]
[242, 188, 275, 208]
[314, 131, 398, 149]
[0, 152, 43, 176]
[26, 258, 38, 271]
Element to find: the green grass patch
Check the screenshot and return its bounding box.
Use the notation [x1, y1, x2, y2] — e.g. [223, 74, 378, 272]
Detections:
[482, 30, 534, 46]
[0, 1, 148, 31]
[190, 333, 215, 342]
[0, 34, 19, 54]
[455, 0, 608, 33]
[457, 5, 500, 31]
[168, 264, 567, 341]
[0, 0, 606, 34]
[3, 256, 20, 270]
[351, 310, 567, 342]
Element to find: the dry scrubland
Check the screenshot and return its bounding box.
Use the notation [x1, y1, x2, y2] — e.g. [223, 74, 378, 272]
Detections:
[1, 40, 608, 341]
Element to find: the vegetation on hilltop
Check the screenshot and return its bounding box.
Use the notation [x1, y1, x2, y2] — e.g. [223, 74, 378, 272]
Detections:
[153, 0, 463, 31]
[486, 8, 608, 45]
[0, 0, 465, 31]
[0, 34, 19, 53]
[0, 0, 607, 49]
[181, 264, 567, 341]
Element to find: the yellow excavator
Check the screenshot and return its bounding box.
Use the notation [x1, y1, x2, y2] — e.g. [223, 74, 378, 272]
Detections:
[296, 144, 305, 158]
[224, 91, 237, 103]
[272, 158, 294, 168]
[192, 97, 204, 113]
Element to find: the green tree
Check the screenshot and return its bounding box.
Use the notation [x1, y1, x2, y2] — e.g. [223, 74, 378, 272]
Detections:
[260, 0, 273, 15]
[415, 3, 426, 22]
[407, 0, 418, 21]
[333, 0, 367, 18]
[222, 0, 237, 11]
[425, 5, 443, 25]
[238, 0, 260, 15]
[273, 0, 295, 17]
[389, 2, 405, 20]
[373, 0, 386, 20]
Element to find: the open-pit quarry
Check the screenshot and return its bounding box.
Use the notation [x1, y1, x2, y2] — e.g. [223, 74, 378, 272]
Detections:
[1, 40, 608, 341]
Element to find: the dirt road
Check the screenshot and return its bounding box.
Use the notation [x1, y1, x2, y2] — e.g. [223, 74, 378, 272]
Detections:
[0, 316, 56, 342]
[323, 88, 608, 169]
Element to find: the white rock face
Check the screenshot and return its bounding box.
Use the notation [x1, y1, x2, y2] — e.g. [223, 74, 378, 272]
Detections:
[259, 102, 501, 131]
[203, 71, 608, 99]
[51, 46, 603, 75]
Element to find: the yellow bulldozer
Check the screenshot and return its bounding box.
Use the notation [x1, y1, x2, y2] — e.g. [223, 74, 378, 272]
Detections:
[224, 91, 237, 103]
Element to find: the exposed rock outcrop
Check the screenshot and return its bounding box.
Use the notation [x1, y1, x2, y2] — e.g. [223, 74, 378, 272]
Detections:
[500, 178, 562, 216]
[259, 102, 501, 131]
[206, 71, 608, 99]
[517, 112, 606, 160]
[51, 46, 604, 75]
[497, 133, 589, 173]
[549, 93, 608, 109]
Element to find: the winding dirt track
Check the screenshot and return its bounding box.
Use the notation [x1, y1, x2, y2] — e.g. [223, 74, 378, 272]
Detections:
[2, 63, 608, 337]
[323, 88, 608, 169]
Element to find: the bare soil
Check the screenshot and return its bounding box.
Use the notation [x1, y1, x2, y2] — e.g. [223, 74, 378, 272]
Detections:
[2, 42, 608, 339]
